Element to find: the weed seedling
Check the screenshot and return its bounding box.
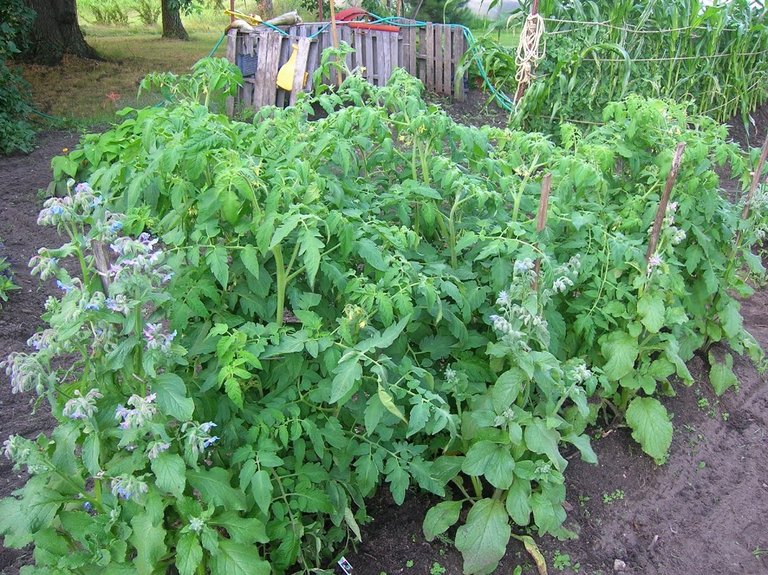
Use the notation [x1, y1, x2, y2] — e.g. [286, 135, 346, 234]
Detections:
[753, 546, 768, 557]
[430, 562, 446, 575]
[602, 489, 625, 504]
[552, 550, 579, 572]
[405, 559, 414, 568]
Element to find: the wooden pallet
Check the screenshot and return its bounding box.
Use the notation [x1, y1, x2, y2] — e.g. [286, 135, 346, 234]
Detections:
[226, 20, 466, 113]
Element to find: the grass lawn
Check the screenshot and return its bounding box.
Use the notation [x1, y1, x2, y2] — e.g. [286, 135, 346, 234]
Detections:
[20, 25, 229, 125]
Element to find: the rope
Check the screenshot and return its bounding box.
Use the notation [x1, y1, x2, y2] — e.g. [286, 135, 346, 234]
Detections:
[582, 48, 768, 63]
[515, 14, 545, 90]
[542, 17, 744, 35]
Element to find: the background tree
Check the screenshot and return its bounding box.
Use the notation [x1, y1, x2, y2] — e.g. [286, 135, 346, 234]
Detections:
[21, 0, 97, 65]
[162, 0, 189, 41]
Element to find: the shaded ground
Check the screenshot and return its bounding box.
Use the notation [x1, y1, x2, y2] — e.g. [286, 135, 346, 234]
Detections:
[1, 110, 767, 575]
[0, 131, 80, 573]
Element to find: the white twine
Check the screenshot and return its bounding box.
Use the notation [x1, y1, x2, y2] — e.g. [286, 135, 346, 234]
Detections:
[515, 13, 546, 90]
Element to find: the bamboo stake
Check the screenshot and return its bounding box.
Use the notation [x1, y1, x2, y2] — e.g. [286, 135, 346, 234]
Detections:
[533, 173, 552, 289]
[646, 142, 686, 262]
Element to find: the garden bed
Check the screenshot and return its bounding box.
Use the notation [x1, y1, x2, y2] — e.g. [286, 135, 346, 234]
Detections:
[1, 94, 767, 575]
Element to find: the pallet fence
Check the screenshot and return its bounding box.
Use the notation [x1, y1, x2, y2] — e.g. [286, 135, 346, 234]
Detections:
[226, 21, 467, 113]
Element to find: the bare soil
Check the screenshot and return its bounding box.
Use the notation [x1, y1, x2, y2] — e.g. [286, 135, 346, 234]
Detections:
[1, 111, 767, 575]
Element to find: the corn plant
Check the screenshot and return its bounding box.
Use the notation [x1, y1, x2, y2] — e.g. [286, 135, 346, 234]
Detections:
[509, 0, 768, 129]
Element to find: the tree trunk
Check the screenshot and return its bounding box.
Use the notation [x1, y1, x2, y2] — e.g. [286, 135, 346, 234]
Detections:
[22, 0, 97, 65]
[162, 0, 189, 41]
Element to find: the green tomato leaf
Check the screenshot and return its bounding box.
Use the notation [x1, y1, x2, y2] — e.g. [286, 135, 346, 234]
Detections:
[240, 245, 260, 280]
[406, 401, 431, 437]
[625, 397, 673, 464]
[188, 468, 246, 511]
[250, 469, 273, 515]
[455, 498, 511, 575]
[269, 213, 302, 249]
[423, 500, 463, 542]
[329, 356, 362, 404]
[151, 453, 186, 498]
[356, 238, 388, 271]
[224, 377, 244, 409]
[299, 226, 324, 289]
[377, 384, 407, 424]
[207, 246, 229, 289]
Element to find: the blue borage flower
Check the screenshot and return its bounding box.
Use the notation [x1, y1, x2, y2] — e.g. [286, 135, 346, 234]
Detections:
[110, 474, 148, 500]
[182, 421, 219, 461]
[115, 393, 157, 430]
[63, 389, 102, 420]
[56, 280, 74, 294]
[143, 322, 177, 353]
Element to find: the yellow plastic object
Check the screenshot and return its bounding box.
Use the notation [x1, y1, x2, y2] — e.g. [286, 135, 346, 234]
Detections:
[224, 9, 262, 25]
[277, 44, 299, 91]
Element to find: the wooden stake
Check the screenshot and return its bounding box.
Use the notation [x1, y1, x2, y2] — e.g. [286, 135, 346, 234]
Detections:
[329, 0, 342, 86]
[514, 0, 540, 103]
[646, 142, 686, 262]
[741, 132, 768, 220]
[533, 173, 552, 288]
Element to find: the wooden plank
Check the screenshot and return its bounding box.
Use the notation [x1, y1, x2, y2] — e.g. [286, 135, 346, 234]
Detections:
[353, 28, 364, 72]
[443, 26, 453, 95]
[244, 78, 256, 107]
[453, 27, 466, 101]
[275, 35, 293, 108]
[364, 32, 374, 83]
[425, 24, 434, 91]
[417, 28, 426, 84]
[434, 26, 443, 94]
[253, 32, 270, 108]
[407, 26, 417, 75]
[380, 32, 392, 85]
[306, 37, 321, 92]
[390, 33, 399, 78]
[289, 37, 312, 105]
[262, 33, 283, 107]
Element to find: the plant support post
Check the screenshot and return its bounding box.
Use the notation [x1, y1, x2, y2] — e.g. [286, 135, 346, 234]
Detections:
[646, 142, 686, 262]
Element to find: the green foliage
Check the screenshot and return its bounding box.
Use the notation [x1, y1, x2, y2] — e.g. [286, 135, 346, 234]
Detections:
[0, 252, 19, 307]
[0, 0, 35, 155]
[1, 56, 765, 575]
[409, 0, 472, 25]
[503, 0, 768, 128]
[82, 0, 131, 25]
[136, 0, 162, 26]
